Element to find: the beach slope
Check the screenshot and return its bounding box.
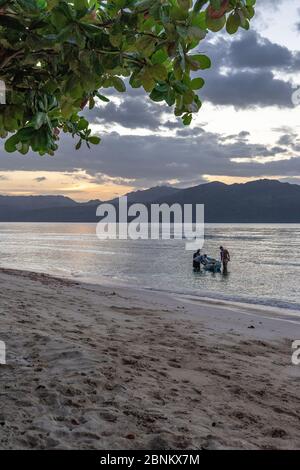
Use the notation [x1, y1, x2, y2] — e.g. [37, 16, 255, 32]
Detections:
[0, 268, 299, 449]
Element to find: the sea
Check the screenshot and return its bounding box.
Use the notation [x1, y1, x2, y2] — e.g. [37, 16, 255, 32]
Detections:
[0, 223, 299, 312]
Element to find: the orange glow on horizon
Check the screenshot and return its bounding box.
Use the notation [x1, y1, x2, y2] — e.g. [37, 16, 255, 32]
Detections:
[0, 171, 296, 202]
[0, 171, 134, 201]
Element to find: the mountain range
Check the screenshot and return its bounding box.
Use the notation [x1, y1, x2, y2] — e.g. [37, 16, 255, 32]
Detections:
[0, 179, 299, 223]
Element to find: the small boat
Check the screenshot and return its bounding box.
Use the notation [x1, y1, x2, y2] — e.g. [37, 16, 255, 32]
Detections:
[203, 257, 221, 273]
[194, 254, 221, 273]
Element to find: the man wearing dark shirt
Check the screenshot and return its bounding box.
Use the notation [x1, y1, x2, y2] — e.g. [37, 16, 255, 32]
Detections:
[220, 246, 230, 273]
[193, 249, 201, 271]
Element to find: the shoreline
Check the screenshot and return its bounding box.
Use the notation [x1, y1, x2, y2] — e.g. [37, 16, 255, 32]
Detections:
[38, 270, 300, 319]
[1, 268, 300, 449]
[79, 280, 300, 322]
[3, 265, 299, 318]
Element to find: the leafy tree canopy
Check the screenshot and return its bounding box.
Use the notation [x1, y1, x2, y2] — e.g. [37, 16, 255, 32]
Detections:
[0, 0, 256, 155]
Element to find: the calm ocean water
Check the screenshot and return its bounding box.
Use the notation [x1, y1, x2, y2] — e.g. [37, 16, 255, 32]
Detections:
[0, 223, 299, 312]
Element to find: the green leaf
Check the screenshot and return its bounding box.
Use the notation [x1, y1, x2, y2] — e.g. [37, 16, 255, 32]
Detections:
[30, 112, 47, 130]
[151, 49, 168, 65]
[112, 77, 126, 93]
[190, 77, 205, 89]
[149, 64, 168, 81]
[36, 0, 48, 9]
[77, 118, 89, 130]
[182, 113, 192, 125]
[4, 134, 19, 153]
[96, 93, 110, 103]
[88, 136, 101, 145]
[206, 13, 226, 32]
[191, 11, 207, 29]
[178, 0, 192, 11]
[226, 12, 240, 34]
[194, 0, 208, 13]
[140, 69, 156, 92]
[150, 88, 167, 102]
[74, 0, 88, 10]
[189, 54, 211, 69]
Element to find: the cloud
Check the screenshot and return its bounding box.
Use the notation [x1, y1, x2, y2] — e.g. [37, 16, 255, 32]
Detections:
[34, 176, 47, 183]
[277, 133, 297, 146]
[199, 30, 298, 108]
[228, 31, 299, 70]
[0, 127, 298, 188]
[202, 69, 294, 108]
[85, 93, 167, 130]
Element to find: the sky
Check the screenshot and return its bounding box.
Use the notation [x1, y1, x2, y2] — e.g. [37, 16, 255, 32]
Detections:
[0, 0, 300, 201]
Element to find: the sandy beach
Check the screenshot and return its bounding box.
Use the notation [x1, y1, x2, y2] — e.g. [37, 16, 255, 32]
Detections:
[0, 267, 300, 450]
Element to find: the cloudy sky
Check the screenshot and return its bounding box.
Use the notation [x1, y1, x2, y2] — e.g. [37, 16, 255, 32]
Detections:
[1, 0, 300, 201]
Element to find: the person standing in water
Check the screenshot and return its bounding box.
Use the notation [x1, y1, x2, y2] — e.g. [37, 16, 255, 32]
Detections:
[193, 249, 201, 271]
[220, 246, 230, 273]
